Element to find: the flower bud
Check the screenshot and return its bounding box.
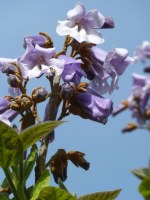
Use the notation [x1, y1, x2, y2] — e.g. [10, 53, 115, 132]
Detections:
[59, 82, 74, 100]
[102, 16, 115, 29]
[32, 87, 48, 103]
[67, 151, 90, 170]
[50, 149, 68, 183]
[21, 97, 33, 110]
[7, 74, 21, 88]
[122, 123, 138, 133]
[9, 96, 32, 112]
[1, 64, 17, 75]
[144, 67, 150, 73]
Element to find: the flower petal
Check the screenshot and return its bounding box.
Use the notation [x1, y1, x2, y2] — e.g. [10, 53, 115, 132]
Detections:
[85, 9, 105, 28]
[67, 3, 86, 23]
[0, 58, 17, 69]
[24, 35, 47, 48]
[84, 26, 104, 44]
[56, 20, 74, 36]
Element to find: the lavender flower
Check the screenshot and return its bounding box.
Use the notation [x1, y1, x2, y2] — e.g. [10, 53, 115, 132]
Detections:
[113, 73, 150, 125]
[60, 55, 86, 85]
[79, 45, 107, 80]
[23, 35, 47, 48]
[0, 97, 9, 114]
[90, 48, 133, 94]
[0, 97, 18, 126]
[0, 109, 18, 126]
[69, 88, 113, 124]
[56, 3, 106, 44]
[20, 43, 56, 69]
[134, 41, 150, 62]
[102, 16, 115, 29]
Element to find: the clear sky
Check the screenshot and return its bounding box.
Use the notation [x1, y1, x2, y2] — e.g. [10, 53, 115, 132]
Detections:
[0, 1, 150, 199]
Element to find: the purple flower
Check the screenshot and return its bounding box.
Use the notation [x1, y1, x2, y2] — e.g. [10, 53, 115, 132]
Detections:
[20, 43, 56, 69]
[20, 57, 65, 79]
[0, 97, 18, 126]
[23, 35, 47, 49]
[113, 73, 150, 125]
[0, 97, 9, 114]
[90, 48, 133, 94]
[70, 89, 113, 124]
[131, 73, 150, 114]
[87, 46, 107, 79]
[76, 44, 107, 80]
[0, 109, 18, 126]
[56, 3, 106, 44]
[102, 16, 115, 29]
[134, 41, 150, 62]
[60, 55, 86, 85]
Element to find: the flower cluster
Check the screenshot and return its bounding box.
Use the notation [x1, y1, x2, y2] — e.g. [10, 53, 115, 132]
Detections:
[113, 41, 150, 133]
[0, 3, 132, 131]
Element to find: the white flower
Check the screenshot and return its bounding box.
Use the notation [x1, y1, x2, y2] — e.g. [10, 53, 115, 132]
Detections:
[56, 3, 105, 44]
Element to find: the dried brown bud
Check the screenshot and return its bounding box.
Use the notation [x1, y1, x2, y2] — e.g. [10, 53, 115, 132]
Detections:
[122, 123, 138, 133]
[49, 149, 90, 184]
[50, 149, 68, 183]
[67, 151, 90, 170]
[9, 95, 32, 112]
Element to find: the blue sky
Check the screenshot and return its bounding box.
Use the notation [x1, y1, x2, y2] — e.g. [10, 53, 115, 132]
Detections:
[0, 1, 150, 199]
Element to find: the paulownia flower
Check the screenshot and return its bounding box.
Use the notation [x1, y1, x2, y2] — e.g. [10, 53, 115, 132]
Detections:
[69, 88, 113, 124]
[57, 3, 109, 44]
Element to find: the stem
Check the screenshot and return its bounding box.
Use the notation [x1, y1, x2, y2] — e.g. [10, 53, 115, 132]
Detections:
[35, 75, 61, 182]
[3, 168, 20, 200]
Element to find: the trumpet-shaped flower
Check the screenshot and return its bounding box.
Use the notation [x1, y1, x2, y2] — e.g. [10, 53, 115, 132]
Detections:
[59, 55, 86, 85]
[20, 43, 56, 69]
[69, 88, 113, 124]
[90, 48, 133, 94]
[56, 3, 107, 44]
[0, 97, 18, 126]
[23, 35, 47, 48]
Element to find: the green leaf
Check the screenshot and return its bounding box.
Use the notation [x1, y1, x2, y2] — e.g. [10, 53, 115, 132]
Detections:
[77, 189, 121, 200]
[19, 121, 63, 150]
[24, 144, 38, 182]
[139, 177, 150, 199]
[0, 193, 10, 200]
[131, 168, 150, 180]
[37, 186, 76, 200]
[30, 170, 50, 200]
[0, 121, 23, 168]
[58, 178, 68, 192]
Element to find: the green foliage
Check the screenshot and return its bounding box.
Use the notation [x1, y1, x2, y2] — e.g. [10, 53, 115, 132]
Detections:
[30, 170, 50, 200]
[0, 121, 23, 168]
[0, 193, 9, 200]
[36, 186, 76, 200]
[19, 121, 63, 150]
[131, 168, 150, 180]
[23, 144, 38, 182]
[139, 177, 150, 199]
[77, 189, 121, 200]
